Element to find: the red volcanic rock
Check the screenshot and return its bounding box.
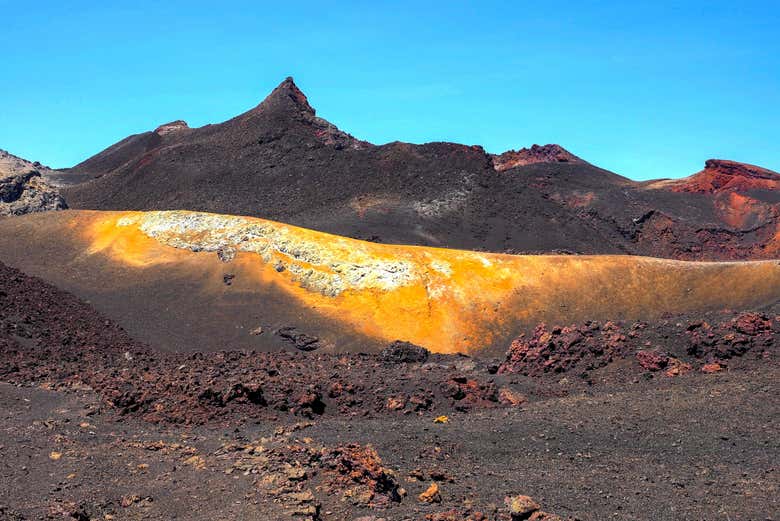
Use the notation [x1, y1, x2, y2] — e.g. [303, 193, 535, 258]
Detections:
[154, 120, 189, 135]
[498, 387, 527, 407]
[443, 376, 499, 409]
[664, 358, 692, 377]
[492, 144, 582, 171]
[667, 159, 780, 194]
[499, 321, 628, 376]
[686, 312, 776, 362]
[636, 350, 670, 371]
[701, 362, 724, 374]
[322, 443, 403, 507]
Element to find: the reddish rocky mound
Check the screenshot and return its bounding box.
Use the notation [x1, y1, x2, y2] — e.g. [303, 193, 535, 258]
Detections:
[667, 159, 780, 194]
[498, 321, 633, 376]
[686, 312, 777, 362]
[491, 144, 583, 171]
[499, 313, 778, 377]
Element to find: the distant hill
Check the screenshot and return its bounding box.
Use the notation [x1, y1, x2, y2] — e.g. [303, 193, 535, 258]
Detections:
[59, 77, 780, 260]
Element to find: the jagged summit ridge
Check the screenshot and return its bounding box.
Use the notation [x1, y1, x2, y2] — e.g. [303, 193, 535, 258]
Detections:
[252, 76, 317, 116]
[154, 120, 189, 135]
[491, 144, 583, 171]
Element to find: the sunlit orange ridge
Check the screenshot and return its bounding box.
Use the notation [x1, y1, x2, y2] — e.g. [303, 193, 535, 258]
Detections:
[78, 210, 780, 354]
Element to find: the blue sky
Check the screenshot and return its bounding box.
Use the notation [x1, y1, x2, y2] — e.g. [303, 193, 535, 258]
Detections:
[1, 1, 778, 180]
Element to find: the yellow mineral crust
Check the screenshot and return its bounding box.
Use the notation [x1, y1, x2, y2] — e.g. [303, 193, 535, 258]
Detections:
[76, 210, 780, 354]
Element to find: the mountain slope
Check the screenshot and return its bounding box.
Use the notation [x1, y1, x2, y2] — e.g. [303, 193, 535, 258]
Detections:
[60, 78, 780, 260]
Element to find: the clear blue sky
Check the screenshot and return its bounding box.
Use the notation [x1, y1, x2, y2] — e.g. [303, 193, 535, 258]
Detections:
[2, 1, 778, 180]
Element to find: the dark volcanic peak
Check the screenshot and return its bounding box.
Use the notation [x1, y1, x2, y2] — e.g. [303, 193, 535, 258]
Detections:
[491, 144, 583, 171]
[59, 77, 780, 261]
[154, 120, 189, 135]
[660, 159, 780, 194]
[252, 76, 316, 116]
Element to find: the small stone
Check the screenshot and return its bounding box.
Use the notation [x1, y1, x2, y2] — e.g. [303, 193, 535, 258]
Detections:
[498, 388, 527, 406]
[418, 482, 441, 503]
[249, 326, 264, 336]
[433, 415, 449, 424]
[386, 396, 406, 411]
[217, 246, 236, 263]
[665, 358, 692, 377]
[49, 451, 62, 461]
[701, 362, 723, 373]
[284, 465, 307, 482]
[120, 495, 140, 508]
[529, 512, 564, 521]
[183, 455, 206, 470]
[379, 340, 430, 364]
[505, 495, 540, 519]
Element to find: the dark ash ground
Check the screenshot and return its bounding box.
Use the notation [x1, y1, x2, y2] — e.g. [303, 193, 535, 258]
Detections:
[0, 262, 778, 521]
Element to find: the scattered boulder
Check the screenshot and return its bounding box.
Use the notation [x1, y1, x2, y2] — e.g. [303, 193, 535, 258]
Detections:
[442, 376, 498, 409]
[293, 389, 326, 416]
[322, 443, 403, 507]
[379, 340, 430, 364]
[498, 388, 527, 407]
[499, 321, 628, 375]
[636, 350, 670, 371]
[505, 495, 540, 519]
[418, 482, 442, 503]
[665, 358, 692, 377]
[385, 396, 406, 411]
[686, 313, 776, 362]
[275, 326, 322, 351]
[701, 362, 724, 373]
[0, 170, 66, 216]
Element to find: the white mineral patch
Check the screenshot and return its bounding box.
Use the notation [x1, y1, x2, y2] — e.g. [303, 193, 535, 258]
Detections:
[134, 211, 417, 295]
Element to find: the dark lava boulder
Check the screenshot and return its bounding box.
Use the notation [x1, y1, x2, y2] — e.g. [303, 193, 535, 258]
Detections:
[379, 340, 430, 364]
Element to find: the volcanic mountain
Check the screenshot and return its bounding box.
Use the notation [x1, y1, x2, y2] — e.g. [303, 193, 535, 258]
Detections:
[58, 77, 780, 260]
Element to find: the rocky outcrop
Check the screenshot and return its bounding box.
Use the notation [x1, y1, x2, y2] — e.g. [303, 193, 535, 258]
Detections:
[0, 150, 67, 216]
[255, 77, 371, 150]
[154, 120, 189, 135]
[685, 312, 777, 362]
[491, 144, 582, 171]
[662, 159, 780, 194]
[498, 321, 630, 376]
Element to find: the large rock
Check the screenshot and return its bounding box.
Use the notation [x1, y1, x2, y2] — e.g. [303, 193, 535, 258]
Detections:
[0, 170, 67, 216]
[0, 149, 66, 216]
[379, 340, 430, 364]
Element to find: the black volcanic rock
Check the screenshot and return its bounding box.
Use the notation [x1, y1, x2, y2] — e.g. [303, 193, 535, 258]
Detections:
[59, 77, 780, 260]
